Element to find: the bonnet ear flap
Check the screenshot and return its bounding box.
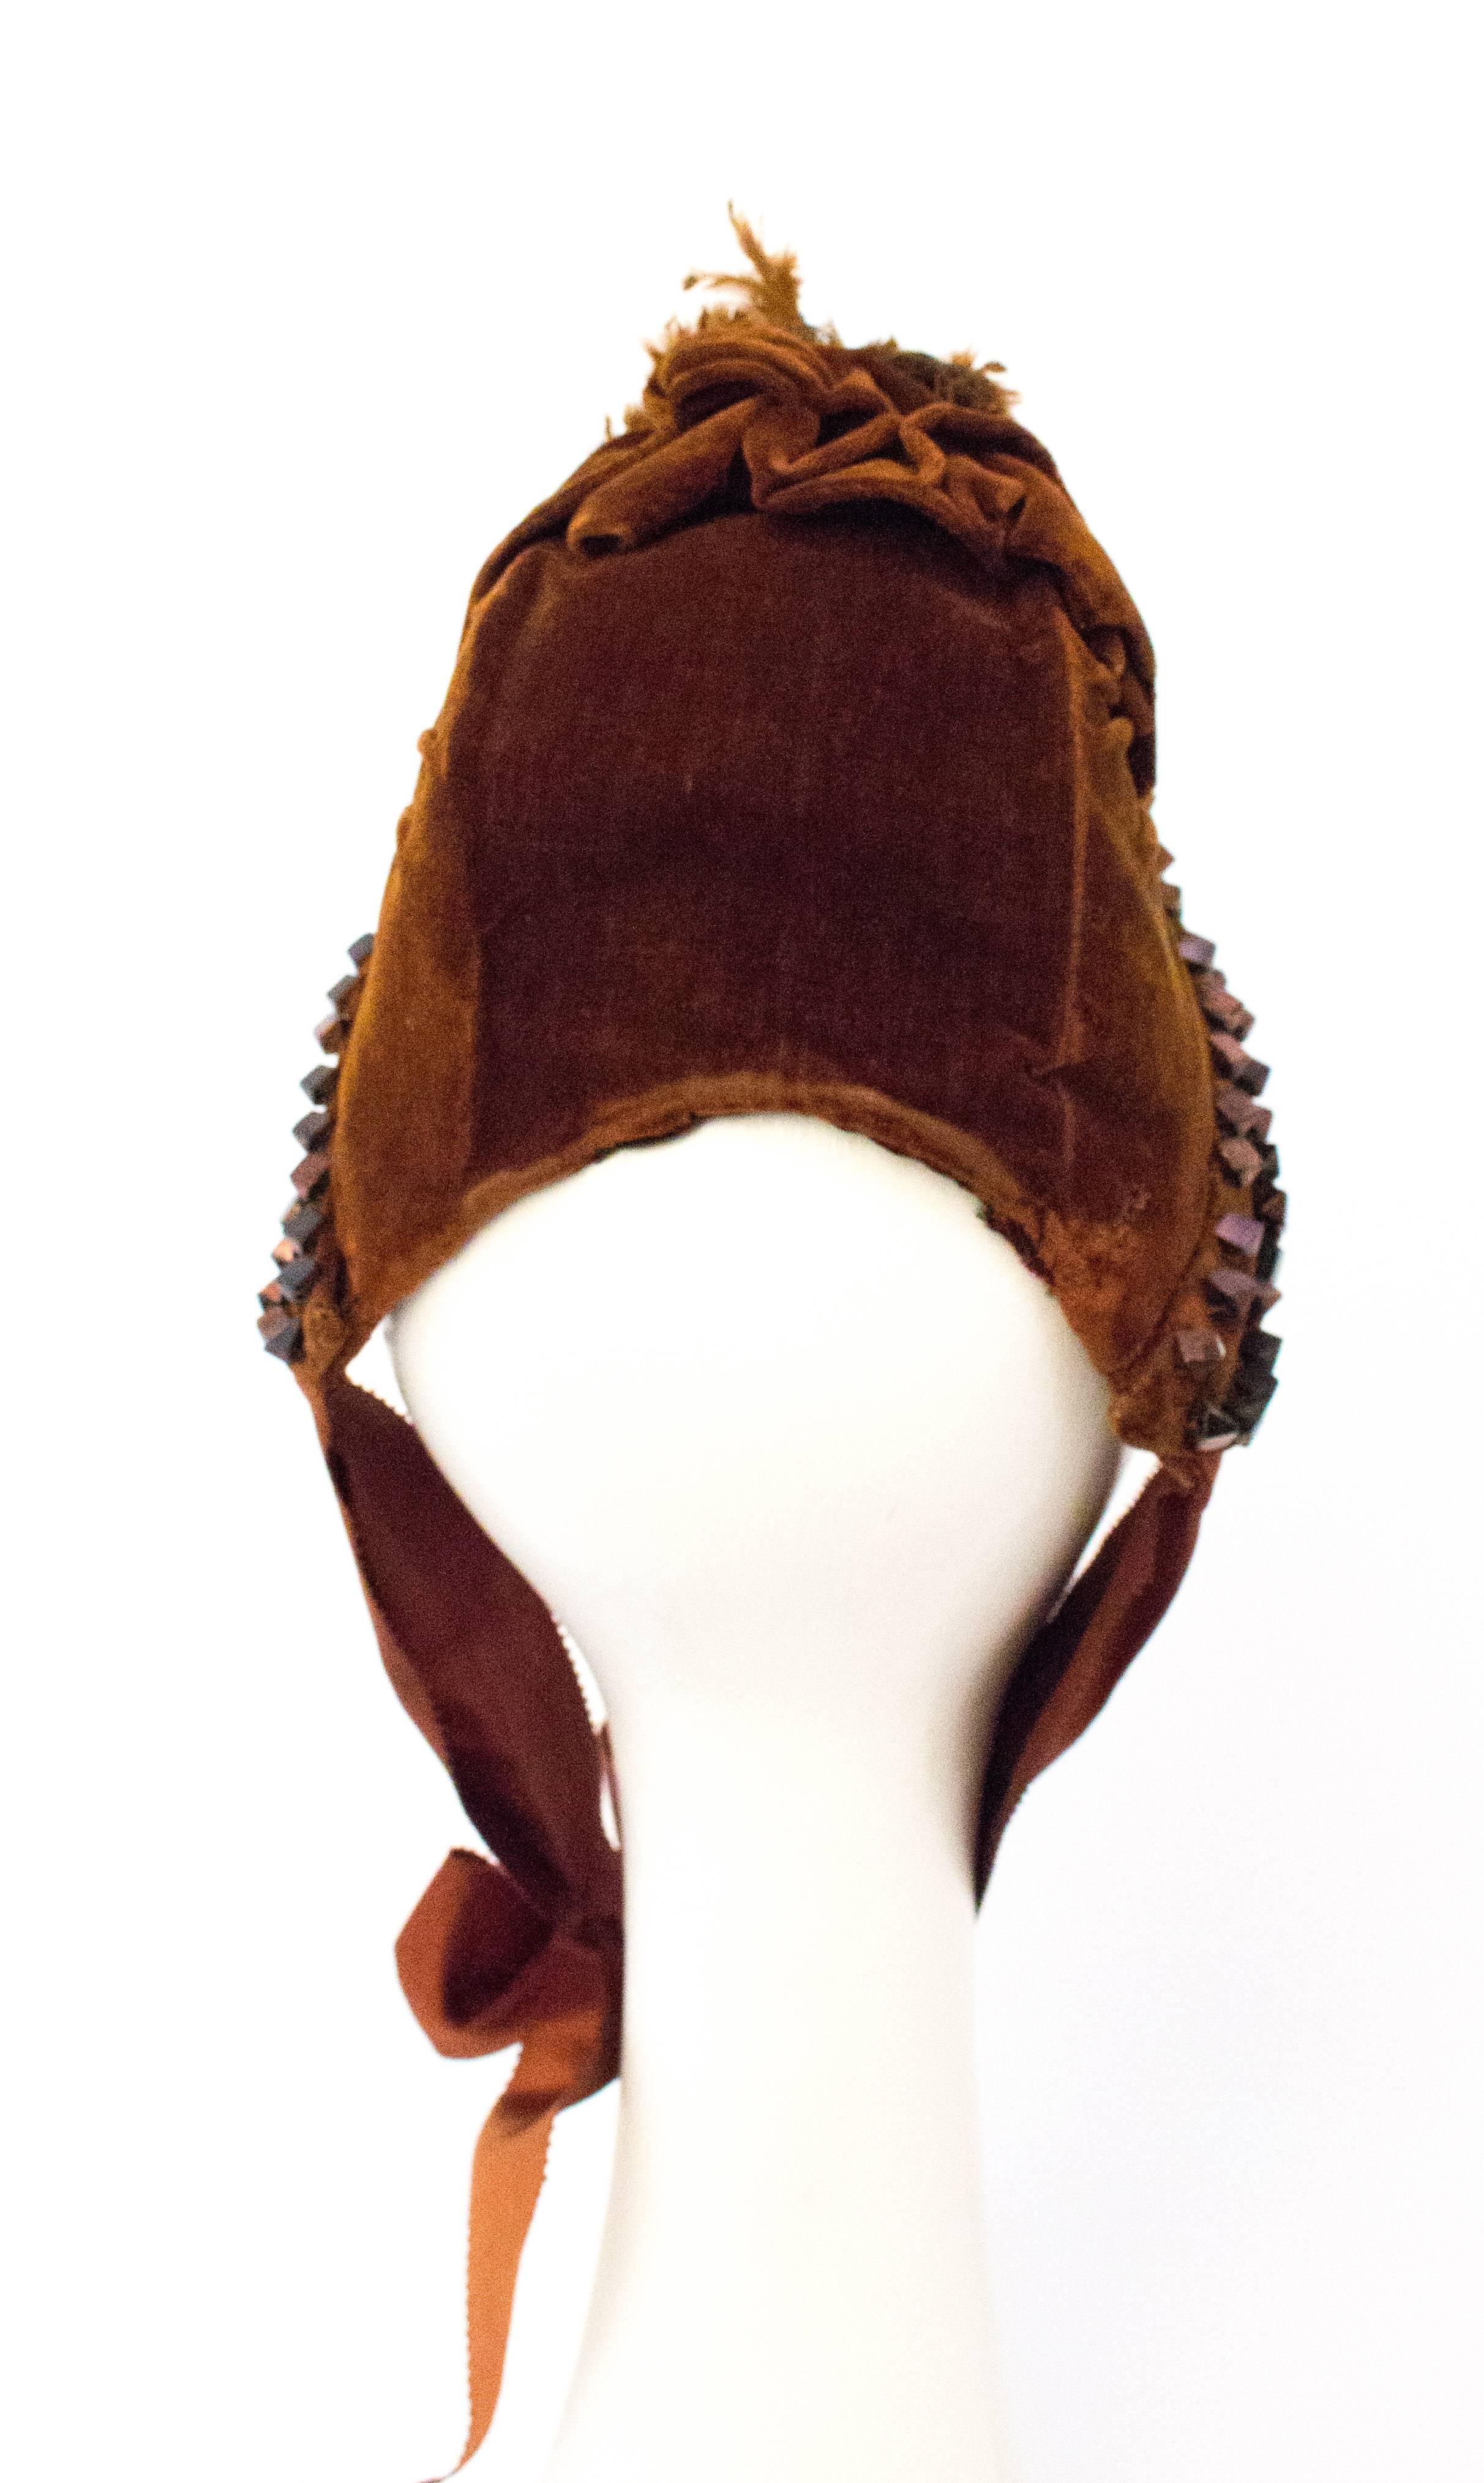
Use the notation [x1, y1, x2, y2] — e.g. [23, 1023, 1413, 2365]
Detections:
[314, 1371, 621, 1934]
[974, 1455, 1216, 1897]
[310, 1369, 624, 2478]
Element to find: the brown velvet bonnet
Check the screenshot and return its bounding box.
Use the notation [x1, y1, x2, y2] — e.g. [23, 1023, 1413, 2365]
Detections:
[258, 211, 1283, 2473]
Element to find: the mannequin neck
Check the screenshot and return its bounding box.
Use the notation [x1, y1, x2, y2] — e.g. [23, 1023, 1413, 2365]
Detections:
[550, 1626, 1016, 2483]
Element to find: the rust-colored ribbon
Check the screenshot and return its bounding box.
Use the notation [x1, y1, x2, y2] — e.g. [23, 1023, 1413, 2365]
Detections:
[395, 1849, 616, 2477]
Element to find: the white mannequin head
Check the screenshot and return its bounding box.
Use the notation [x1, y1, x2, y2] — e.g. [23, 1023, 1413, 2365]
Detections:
[389, 1109, 1121, 1849]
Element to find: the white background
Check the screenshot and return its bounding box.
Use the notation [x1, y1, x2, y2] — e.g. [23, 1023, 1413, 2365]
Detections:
[4, 4, 1480, 2477]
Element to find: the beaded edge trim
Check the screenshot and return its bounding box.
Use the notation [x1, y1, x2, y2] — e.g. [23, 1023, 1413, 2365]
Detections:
[254, 932, 373, 1367]
[258, 901, 1283, 1454]
[1153, 848, 1284, 1451]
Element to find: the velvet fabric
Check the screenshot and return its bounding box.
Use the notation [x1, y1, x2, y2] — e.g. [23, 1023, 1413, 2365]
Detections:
[272, 237, 1277, 2474]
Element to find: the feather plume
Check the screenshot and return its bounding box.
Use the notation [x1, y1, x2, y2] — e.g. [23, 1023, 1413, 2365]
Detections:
[609, 202, 1017, 436]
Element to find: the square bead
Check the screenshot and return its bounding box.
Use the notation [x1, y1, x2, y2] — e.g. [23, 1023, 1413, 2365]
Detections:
[1210, 1032, 1270, 1096]
[290, 1148, 331, 1200]
[1215, 1212, 1265, 1260]
[277, 1256, 320, 1303]
[1218, 1136, 1264, 1184]
[1193, 1405, 1242, 1452]
[1205, 1266, 1261, 1320]
[258, 1308, 302, 1361]
[299, 1064, 338, 1107]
